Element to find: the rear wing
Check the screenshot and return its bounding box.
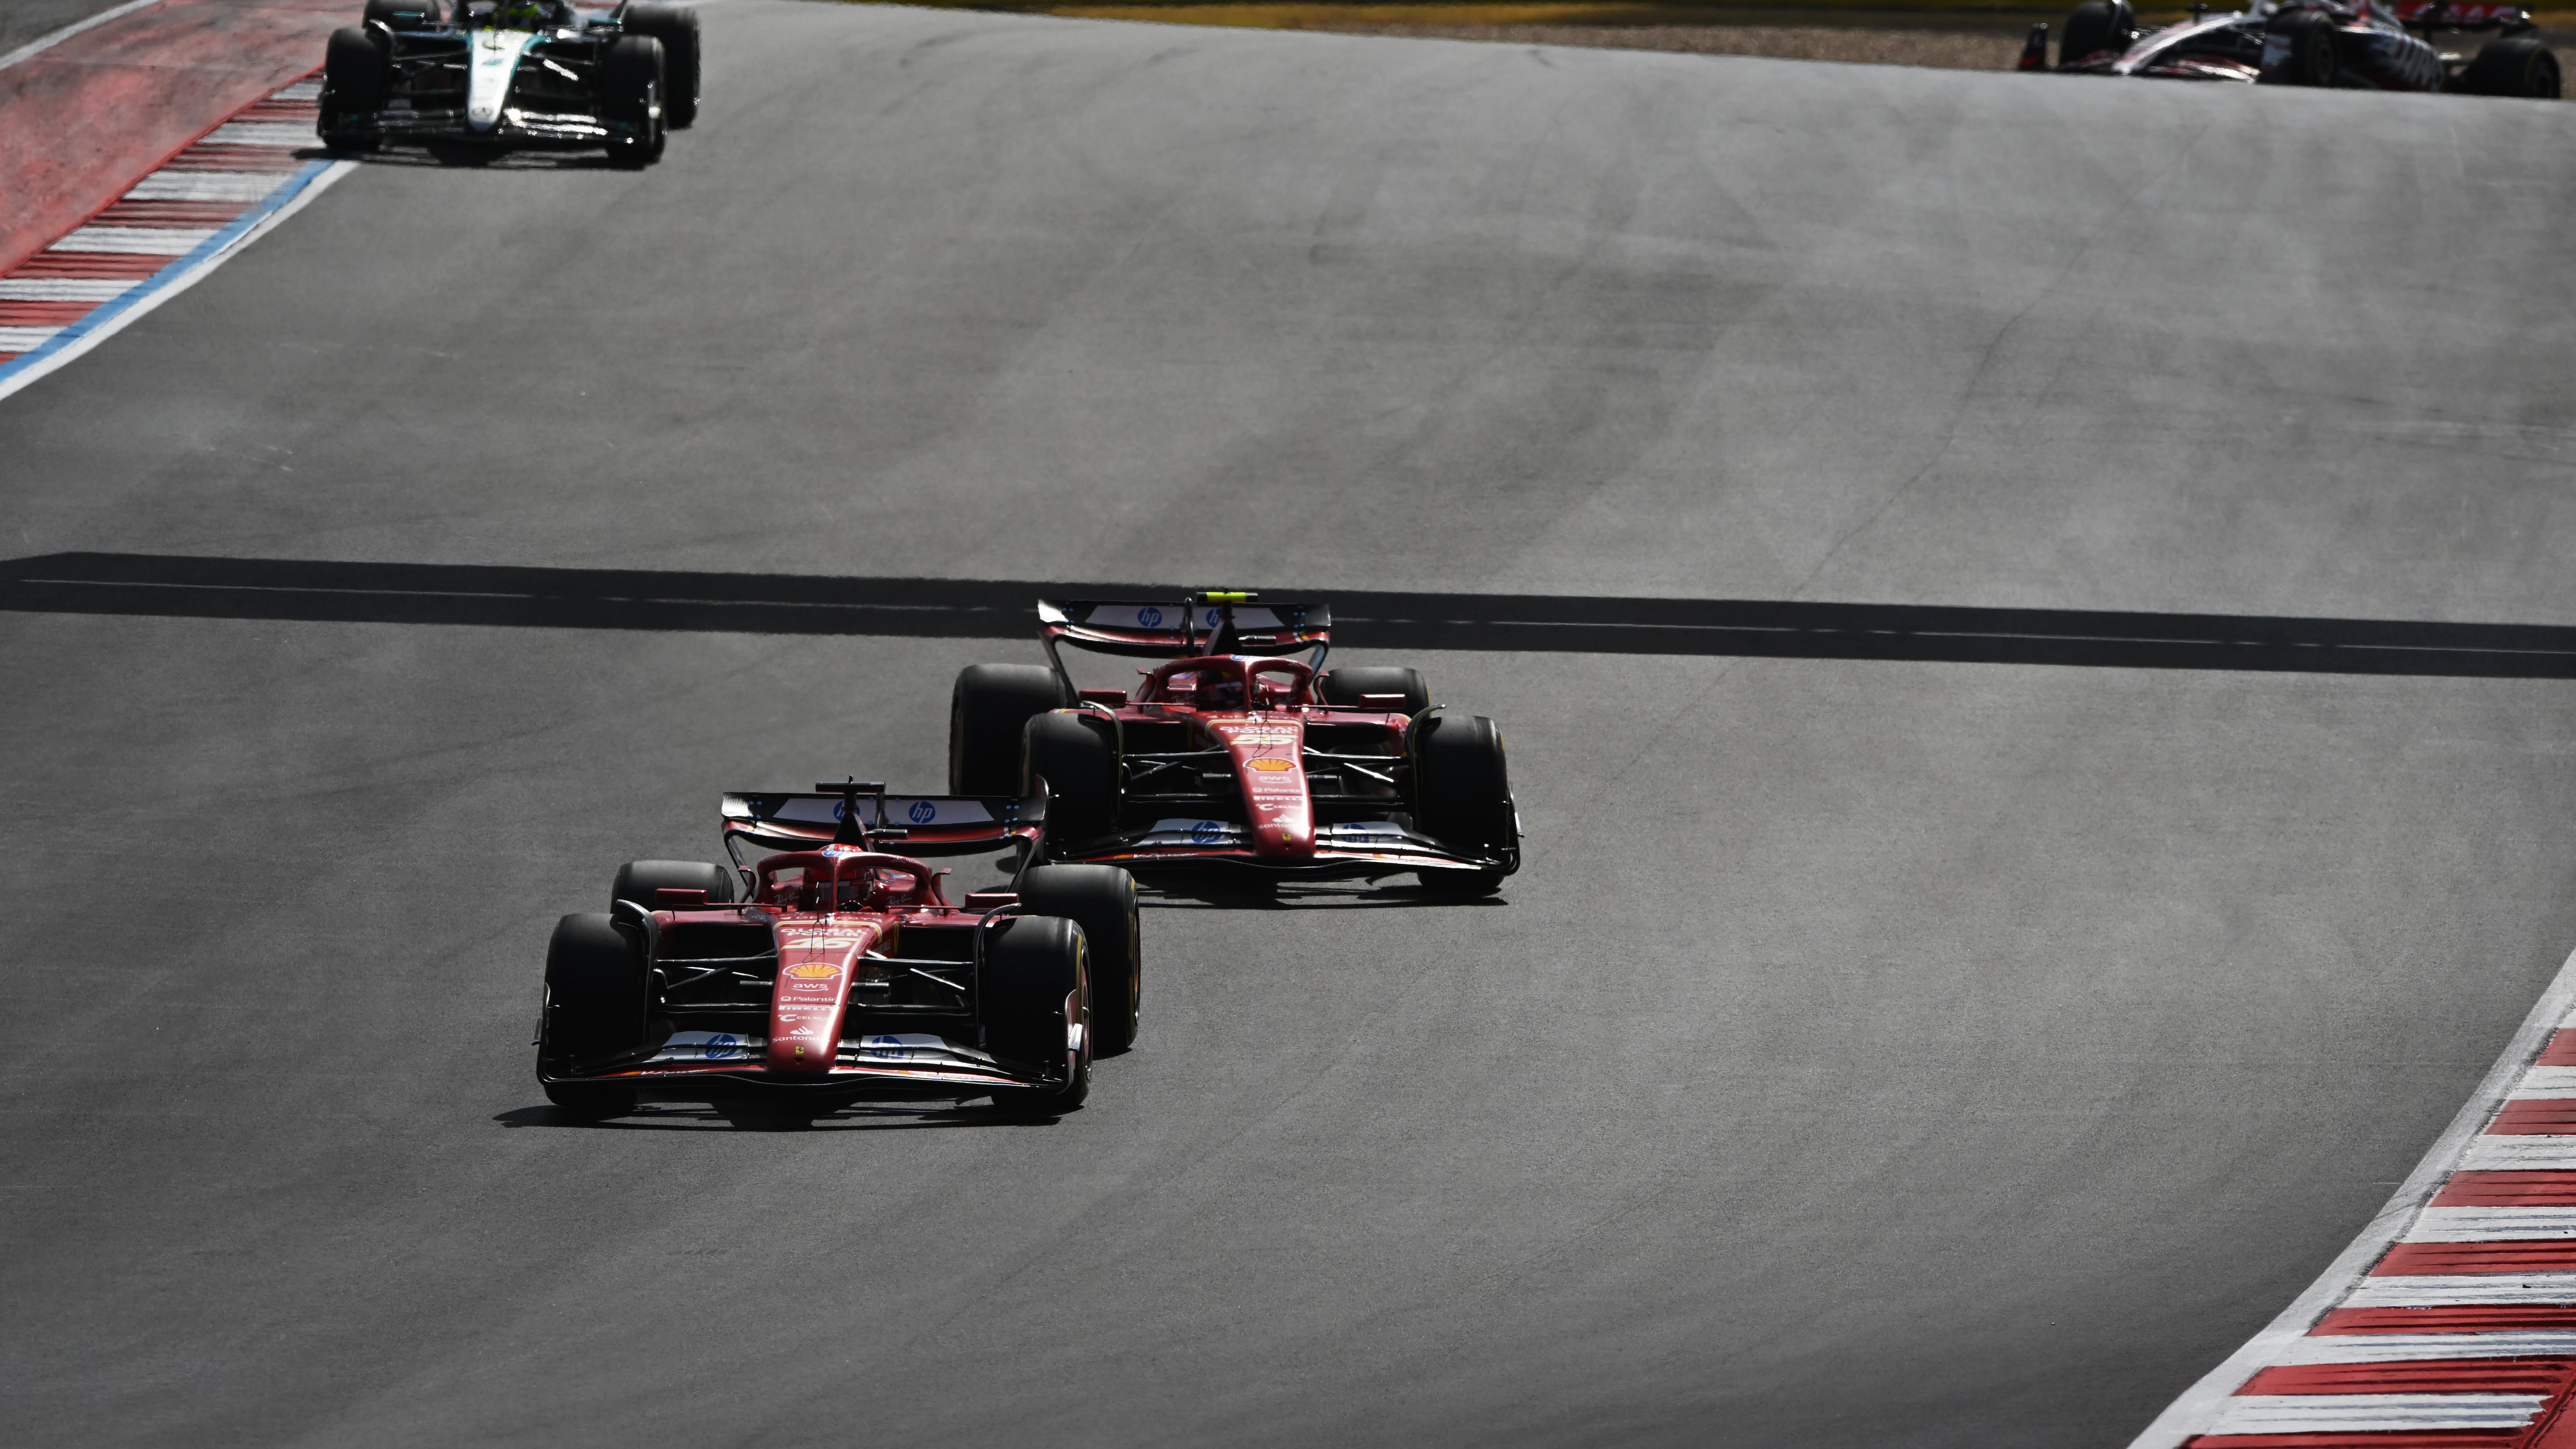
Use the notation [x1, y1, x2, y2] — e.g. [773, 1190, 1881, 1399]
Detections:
[721, 787, 1045, 858]
[1038, 594, 1330, 661]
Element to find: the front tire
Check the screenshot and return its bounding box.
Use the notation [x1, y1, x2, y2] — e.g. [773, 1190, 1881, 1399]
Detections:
[537, 914, 648, 1115]
[602, 34, 666, 167]
[981, 914, 1090, 1115]
[318, 26, 388, 151]
[1020, 864, 1140, 1054]
[2264, 9, 2341, 86]
[951, 663, 1071, 795]
[1412, 712, 1516, 890]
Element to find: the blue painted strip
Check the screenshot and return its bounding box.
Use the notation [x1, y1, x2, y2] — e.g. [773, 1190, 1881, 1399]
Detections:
[0, 156, 335, 386]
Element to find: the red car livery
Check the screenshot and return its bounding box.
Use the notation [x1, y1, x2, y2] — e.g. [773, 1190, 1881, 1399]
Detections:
[535, 783, 1141, 1118]
[947, 593, 1522, 894]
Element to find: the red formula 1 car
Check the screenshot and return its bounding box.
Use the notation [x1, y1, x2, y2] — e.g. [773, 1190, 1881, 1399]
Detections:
[2035, 0, 2559, 94]
[534, 781, 1140, 1118]
[946, 593, 1521, 894]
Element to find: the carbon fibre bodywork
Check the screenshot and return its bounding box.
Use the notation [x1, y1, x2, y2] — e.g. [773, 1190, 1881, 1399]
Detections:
[318, 0, 686, 154]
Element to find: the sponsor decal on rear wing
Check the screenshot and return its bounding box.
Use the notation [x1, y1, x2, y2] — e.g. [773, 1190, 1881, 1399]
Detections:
[1038, 596, 1331, 659]
[721, 789, 1045, 856]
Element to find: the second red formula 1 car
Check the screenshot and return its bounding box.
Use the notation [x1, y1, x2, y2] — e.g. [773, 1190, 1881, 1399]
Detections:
[947, 593, 1521, 894]
[535, 781, 1140, 1119]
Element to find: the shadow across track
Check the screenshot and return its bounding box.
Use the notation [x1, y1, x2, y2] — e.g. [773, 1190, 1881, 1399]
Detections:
[8, 551, 2576, 678]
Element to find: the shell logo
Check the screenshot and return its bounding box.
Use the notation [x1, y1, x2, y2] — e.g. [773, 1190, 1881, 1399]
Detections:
[1247, 758, 1293, 772]
[783, 962, 839, 979]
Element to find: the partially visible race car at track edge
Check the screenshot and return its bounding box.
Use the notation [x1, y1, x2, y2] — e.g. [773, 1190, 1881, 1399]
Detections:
[535, 780, 1141, 1119]
[2018, 0, 2558, 95]
[947, 592, 1522, 895]
[318, 0, 701, 165]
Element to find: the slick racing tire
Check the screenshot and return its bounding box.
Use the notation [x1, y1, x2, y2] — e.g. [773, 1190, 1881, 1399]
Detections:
[538, 913, 648, 1114]
[1025, 710, 1118, 854]
[2458, 36, 2562, 96]
[951, 663, 1071, 796]
[981, 914, 1091, 1115]
[1412, 712, 1516, 895]
[1317, 666, 1430, 715]
[611, 859, 738, 911]
[621, 3, 701, 127]
[2264, 9, 2341, 85]
[602, 34, 667, 167]
[318, 26, 388, 151]
[2056, 0, 2134, 65]
[1020, 864, 1140, 1054]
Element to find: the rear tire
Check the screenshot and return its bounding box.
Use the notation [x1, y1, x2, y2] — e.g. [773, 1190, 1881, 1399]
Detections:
[621, 3, 700, 127]
[601, 34, 666, 167]
[1025, 710, 1118, 854]
[318, 26, 387, 151]
[981, 914, 1090, 1114]
[951, 663, 1070, 795]
[538, 913, 647, 1109]
[2056, 0, 2132, 65]
[1412, 712, 1516, 889]
[2459, 36, 2561, 97]
[1020, 864, 1139, 1054]
[1317, 666, 1430, 715]
[610, 859, 738, 911]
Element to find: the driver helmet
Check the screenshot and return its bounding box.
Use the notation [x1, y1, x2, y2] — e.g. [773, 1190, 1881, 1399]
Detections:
[489, 0, 548, 27]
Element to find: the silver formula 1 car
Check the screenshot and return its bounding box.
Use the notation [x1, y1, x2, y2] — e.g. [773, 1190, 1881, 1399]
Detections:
[2028, 0, 2559, 96]
[317, 0, 700, 165]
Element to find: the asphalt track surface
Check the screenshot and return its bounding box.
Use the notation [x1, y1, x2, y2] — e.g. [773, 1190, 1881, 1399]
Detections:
[6, 4, 2576, 1444]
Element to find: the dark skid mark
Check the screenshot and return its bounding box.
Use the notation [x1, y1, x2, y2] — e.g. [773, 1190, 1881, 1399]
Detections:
[8, 551, 2576, 679]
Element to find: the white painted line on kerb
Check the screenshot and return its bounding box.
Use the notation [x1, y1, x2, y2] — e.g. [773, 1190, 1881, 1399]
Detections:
[2408, 1206, 2576, 1240]
[0, 279, 140, 301]
[0, 327, 66, 352]
[0, 0, 165, 72]
[2125, 942, 2576, 1449]
[2206, 1395, 2547, 1435]
[125, 172, 297, 203]
[2276, 1331, 2576, 1363]
[2346, 1274, 2576, 1307]
[47, 226, 218, 255]
[202, 121, 321, 147]
[0, 159, 357, 405]
[2464, 1137, 2576, 1170]
[2514, 1066, 2576, 1097]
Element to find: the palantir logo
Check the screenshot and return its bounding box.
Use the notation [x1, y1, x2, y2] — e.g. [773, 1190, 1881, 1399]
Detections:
[908, 799, 937, 824]
[1137, 605, 1164, 627]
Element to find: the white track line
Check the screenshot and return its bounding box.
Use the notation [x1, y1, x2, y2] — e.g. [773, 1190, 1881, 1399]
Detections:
[0, 0, 166, 72]
[2125, 942, 2576, 1448]
[2408, 1206, 2576, 1240]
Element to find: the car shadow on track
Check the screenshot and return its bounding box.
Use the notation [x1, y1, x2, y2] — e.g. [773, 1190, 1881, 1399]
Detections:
[1142, 880, 1510, 911]
[492, 1102, 1067, 1131]
[303, 145, 621, 171]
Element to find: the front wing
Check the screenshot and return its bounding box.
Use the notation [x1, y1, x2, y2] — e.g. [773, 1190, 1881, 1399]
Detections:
[542, 1031, 1075, 1102]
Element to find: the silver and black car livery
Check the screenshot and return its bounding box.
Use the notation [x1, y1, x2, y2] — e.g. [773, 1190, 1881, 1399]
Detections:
[2033, 0, 2557, 96]
[317, 0, 702, 165]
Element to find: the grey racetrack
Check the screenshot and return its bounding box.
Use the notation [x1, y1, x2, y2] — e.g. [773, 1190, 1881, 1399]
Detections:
[6, 4, 2576, 1443]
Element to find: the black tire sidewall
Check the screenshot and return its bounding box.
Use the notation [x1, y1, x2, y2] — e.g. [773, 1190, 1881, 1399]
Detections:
[1019, 865, 1139, 1052]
